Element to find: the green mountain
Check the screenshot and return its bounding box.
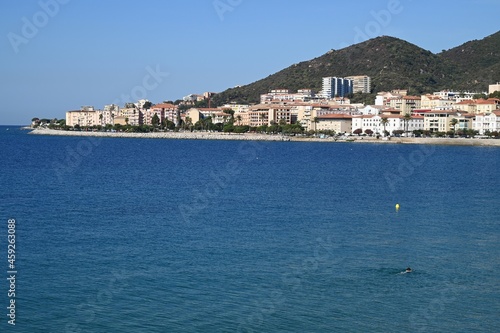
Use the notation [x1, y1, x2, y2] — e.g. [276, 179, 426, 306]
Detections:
[439, 30, 500, 90]
[212, 31, 500, 105]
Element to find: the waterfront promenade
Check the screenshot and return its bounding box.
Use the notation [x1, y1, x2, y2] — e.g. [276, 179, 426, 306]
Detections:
[28, 128, 500, 146]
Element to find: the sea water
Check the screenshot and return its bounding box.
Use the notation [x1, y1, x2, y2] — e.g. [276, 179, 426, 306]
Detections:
[0, 127, 499, 332]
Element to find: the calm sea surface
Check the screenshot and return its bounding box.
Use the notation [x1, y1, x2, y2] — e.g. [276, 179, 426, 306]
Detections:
[0, 126, 499, 332]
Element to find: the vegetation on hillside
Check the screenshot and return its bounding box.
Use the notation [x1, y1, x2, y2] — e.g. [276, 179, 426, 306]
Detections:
[212, 31, 500, 105]
[439, 31, 500, 90]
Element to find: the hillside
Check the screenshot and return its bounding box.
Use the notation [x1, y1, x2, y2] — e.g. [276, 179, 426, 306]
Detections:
[439, 31, 500, 90]
[212, 32, 500, 105]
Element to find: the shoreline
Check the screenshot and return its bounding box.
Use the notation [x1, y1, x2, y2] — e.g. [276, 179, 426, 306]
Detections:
[28, 128, 500, 147]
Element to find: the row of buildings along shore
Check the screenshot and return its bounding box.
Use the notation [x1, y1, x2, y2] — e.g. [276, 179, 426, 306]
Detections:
[62, 81, 500, 135]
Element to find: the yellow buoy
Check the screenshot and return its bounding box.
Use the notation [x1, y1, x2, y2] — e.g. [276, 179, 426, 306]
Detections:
[395, 203, 400, 212]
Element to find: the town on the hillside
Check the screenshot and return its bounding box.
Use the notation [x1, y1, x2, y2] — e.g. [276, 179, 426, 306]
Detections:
[32, 78, 500, 138]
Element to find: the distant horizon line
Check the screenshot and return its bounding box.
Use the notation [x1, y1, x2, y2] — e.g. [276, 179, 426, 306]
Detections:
[0, 124, 28, 127]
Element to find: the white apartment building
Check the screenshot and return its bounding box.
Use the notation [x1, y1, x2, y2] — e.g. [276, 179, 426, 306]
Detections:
[358, 105, 385, 115]
[136, 99, 150, 109]
[269, 105, 293, 125]
[476, 99, 500, 113]
[220, 104, 250, 113]
[473, 111, 500, 134]
[102, 104, 120, 125]
[211, 112, 232, 124]
[120, 108, 142, 126]
[424, 111, 453, 133]
[421, 94, 456, 110]
[80, 106, 94, 112]
[96, 110, 113, 126]
[455, 98, 500, 114]
[316, 114, 352, 133]
[66, 110, 100, 127]
[260, 90, 316, 104]
[261, 90, 295, 103]
[351, 115, 424, 135]
[387, 96, 422, 114]
[247, 105, 271, 127]
[149, 103, 178, 125]
[423, 111, 473, 133]
[375, 91, 404, 106]
[432, 91, 481, 103]
[296, 105, 315, 131]
[322, 77, 353, 98]
[345, 75, 371, 93]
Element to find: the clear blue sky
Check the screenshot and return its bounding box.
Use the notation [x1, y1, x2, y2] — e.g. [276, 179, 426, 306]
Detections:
[1, 0, 499, 125]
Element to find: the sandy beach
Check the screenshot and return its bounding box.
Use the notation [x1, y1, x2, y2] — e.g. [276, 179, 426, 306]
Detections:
[28, 128, 500, 147]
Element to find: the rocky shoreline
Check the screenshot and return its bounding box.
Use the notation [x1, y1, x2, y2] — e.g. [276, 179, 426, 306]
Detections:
[28, 128, 290, 141]
[28, 128, 500, 146]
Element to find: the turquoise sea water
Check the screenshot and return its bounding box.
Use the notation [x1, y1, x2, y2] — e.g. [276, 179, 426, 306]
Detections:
[0, 126, 499, 332]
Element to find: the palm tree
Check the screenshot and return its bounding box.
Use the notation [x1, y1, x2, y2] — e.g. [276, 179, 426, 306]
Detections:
[152, 114, 160, 130]
[205, 117, 213, 131]
[450, 118, 458, 135]
[259, 113, 268, 126]
[403, 113, 412, 136]
[380, 117, 389, 136]
[312, 117, 319, 132]
[236, 115, 242, 126]
[185, 116, 192, 131]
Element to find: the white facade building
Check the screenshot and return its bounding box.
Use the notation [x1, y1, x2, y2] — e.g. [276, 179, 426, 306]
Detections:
[359, 105, 384, 115]
[322, 77, 353, 98]
[473, 112, 500, 134]
[345, 75, 371, 93]
[120, 108, 142, 126]
[66, 110, 100, 127]
[260, 90, 316, 104]
[351, 115, 424, 135]
[220, 104, 250, 113]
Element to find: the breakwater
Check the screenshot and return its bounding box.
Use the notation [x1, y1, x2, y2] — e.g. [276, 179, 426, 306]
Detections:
[28, 128, 500, 146]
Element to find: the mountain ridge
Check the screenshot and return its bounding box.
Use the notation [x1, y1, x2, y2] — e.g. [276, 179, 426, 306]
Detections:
[439, 31, 500, 88]
[212, 31, 500, 105]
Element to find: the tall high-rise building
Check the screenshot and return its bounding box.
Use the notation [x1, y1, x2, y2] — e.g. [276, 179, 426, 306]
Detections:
[346, 75, 371, 93]
[322, 77, 353, 98]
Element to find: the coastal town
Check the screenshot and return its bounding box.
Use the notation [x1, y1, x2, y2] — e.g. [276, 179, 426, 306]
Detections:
[31, 78, 500, 139]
